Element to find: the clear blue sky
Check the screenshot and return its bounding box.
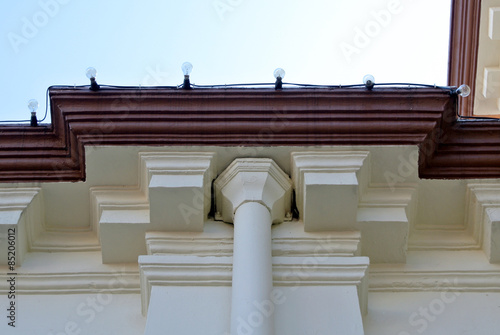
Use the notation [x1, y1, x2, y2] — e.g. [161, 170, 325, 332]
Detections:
[1, 0, 451, 123]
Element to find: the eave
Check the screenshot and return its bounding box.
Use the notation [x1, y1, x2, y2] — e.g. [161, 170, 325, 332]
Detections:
[0, 87, 499, 182]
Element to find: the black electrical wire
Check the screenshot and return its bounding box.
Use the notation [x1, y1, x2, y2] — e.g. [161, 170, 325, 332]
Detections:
[457, 115, 500, 121]
[191, 83, 275, 88]
[38, 86, 50, 123]
[2, 81, 499, 123]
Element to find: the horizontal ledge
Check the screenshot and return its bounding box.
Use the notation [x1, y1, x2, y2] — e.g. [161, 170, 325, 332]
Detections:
[369, 270, 500, 292]
[0, 272, 140, 294]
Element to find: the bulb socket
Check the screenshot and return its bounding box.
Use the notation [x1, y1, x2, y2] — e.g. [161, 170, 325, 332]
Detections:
[89, 77, 100, 91]
[30, 111, 38, 127]
[275, 76, 283, 90]
[183, 75, 191, 90]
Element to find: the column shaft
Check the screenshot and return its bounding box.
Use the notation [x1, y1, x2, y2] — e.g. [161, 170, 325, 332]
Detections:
[230, 202, 274, 335]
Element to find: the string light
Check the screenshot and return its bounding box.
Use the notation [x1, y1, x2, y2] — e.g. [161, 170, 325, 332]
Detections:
[363, 74, 375, 90]
[454, 84, 471, 97]
[28, 99, 38, 127]
[86, 67, 100, 91]
[0, 65, 485, 124]
[181, 62, 193, 90]
[273, 68, 285, 90]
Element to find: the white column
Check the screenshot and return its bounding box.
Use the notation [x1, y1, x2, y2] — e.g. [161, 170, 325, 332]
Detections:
[231, 202, 274, 335]
[214, 158, 292, 335]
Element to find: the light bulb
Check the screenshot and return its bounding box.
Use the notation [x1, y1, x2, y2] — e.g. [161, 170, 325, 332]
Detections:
[86, 67, 97, 79]
[181, 62, 193, 76]
[363, 74, 375, 89]
[28, 99, 38, 113]
[28, 99, 38, 126]
[273, 68, 285, 79]
[456, 84, 471, 97]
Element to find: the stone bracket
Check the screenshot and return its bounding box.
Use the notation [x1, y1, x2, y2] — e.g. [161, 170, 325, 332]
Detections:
[291, 151, 370, 231]
[0, 188, 42, 266]
[466, 183, 500, 263]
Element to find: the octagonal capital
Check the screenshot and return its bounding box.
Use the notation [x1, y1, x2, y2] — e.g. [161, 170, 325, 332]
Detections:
[214, 158, 292, 224]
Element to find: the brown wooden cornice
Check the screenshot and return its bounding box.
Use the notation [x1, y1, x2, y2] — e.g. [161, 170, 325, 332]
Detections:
[448, 0, 481, 117]
[0, 87, 499, 182]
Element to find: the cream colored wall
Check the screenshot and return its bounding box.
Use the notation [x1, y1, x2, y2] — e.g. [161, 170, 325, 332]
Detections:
[0, 294, 145, 334]
[1, 146, 500, 334]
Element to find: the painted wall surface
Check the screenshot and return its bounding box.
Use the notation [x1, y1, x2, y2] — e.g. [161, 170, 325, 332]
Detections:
[1, 147, 500, 334]
[364, 292, 500, 335]
[0, 294, 146, 334]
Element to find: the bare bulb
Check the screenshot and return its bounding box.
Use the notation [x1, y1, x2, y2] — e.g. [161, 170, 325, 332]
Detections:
[181, 62, 193, 76]
[363, 74, 375, 89]
[86, 67, 97, 79]
[28, 99, 38, 113]
[456, 84, 471, 97]
[273, 68, 285, 79]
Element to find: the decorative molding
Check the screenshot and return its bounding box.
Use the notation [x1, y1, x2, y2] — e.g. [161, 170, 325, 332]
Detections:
[29, 230, 101, 252]
[290, 151, 415, 262]
[448, 0, 481, 116]
[0, 271, 140, 294]
[214, 158, 292, 223]
[139, 255, 369, 315]
[0, 1, 496, 181]
[291, 151, 370, 231]
[2, 87, 485, 182]
[419, 121, 500, 178]
[91, 151, 217, 263]
[465, 183, 500, 262]
[0, 188, 42, 266]
[369, 269, 500, 292]
[408, 181, 500, 254]
[358, 187, 415, 263]
[145, 224, 361, 257]
[145, 152, 216, 232]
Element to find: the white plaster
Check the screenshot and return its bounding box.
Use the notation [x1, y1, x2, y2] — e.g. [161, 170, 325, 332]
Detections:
[364, 292, 500, 335]
[490, 7, 500, 40]
[474, 0, 500, 114]
[0, 188, 41, 266]
[3, 146, 500, 334]
[358, 207, 409, 263]
[291, 151, 369, 232]
[144, 286, 231, 335]
[0, 293, 146, 335]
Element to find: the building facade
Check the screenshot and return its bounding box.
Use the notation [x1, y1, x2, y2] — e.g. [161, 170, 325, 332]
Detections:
[2, 1, 500, 334]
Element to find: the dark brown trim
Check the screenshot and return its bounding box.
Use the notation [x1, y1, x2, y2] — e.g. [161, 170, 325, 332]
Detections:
[0, 87, 499, 181]
[448, 0, 481, 117]
[0, 87, 455, 182]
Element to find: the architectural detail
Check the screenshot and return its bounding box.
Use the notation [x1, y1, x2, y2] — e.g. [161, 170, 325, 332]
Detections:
[145, 221, 361, 258]
[448, 0, 481, 116]
[92, 152, 216, 263]
[144, 152, 216, 232]
[0, 188, 42, 266]
[370, 268, 500, 292]
[291, 151, 370, 231]
[474, 0, 500, 115]
[7, 87, 500, 181]
[214, 158, 292, 223]
[5, 6, 500, 331]
[358, 187, 415, 263]
[138, 254, 369, 334]
[215, 158, 292, 335]
[291, 151, 415, 263]
[466, 183, 500, 262]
